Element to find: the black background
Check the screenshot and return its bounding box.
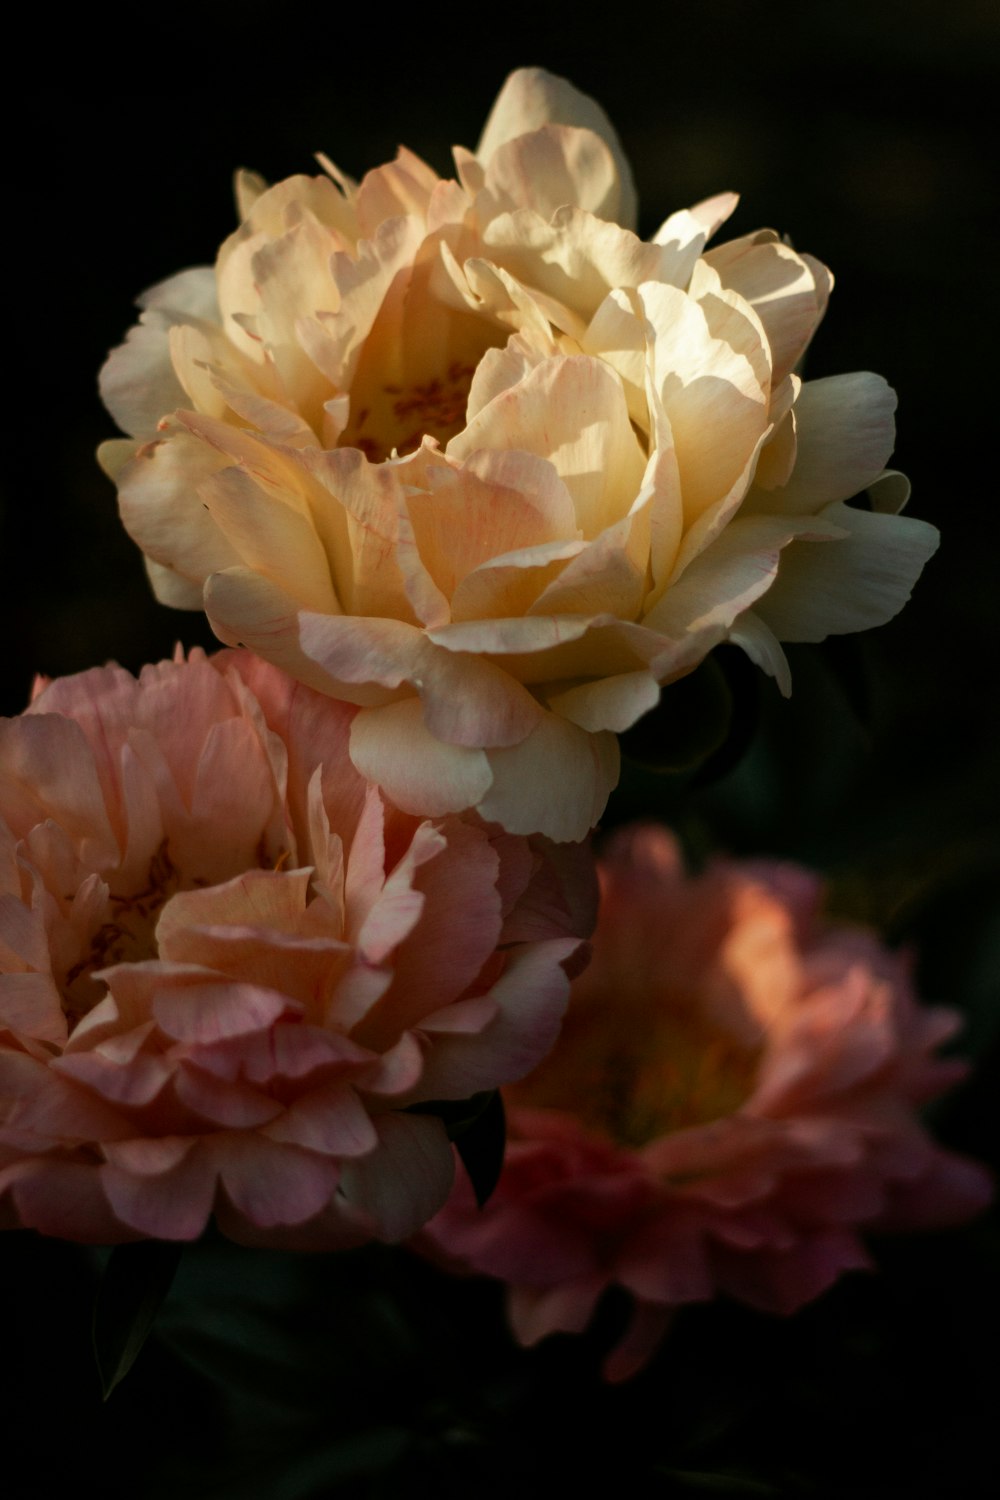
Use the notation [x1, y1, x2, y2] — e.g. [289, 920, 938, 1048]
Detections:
[3, 4, 999, 1495]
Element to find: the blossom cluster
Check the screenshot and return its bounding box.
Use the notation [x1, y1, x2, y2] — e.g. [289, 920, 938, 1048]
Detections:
[0, 67, 985, 1361]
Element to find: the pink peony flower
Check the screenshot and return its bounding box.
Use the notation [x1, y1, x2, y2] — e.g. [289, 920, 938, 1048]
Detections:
[422, 824, 991, 1380]
[0, 650, 594, 1246]
[99, 68, 937, 842]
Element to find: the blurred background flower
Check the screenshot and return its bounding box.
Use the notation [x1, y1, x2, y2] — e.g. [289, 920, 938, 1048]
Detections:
[422, 824, 991, 1380]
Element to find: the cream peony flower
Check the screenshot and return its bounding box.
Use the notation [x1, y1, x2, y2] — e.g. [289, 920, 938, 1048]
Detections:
[100, 68, 938, 841]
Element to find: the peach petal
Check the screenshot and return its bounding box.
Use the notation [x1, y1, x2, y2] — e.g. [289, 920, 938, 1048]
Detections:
[216, 1133, 341, 1227]
[261, 1081, 378, 1156]
[354, 820, 501, 1049]
[0, 896, 54, 974]
[413, 937, 579, 1100]
[507, 1277, 606, 1346]
[52, 1050, 171, 1108]
[0, 715, 117, 864]
[0, 972, 67, 1045]
[8, 1159, 140, 1243]
[101, 1139, 218, 1239]
[172, 1063, 283, 1129]
[340, 1111, 453, 1242]
[152, 979, 294, 1043]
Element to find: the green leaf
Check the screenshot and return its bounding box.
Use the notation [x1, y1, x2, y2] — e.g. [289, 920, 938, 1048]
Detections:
[92, 1239, 182, 1399]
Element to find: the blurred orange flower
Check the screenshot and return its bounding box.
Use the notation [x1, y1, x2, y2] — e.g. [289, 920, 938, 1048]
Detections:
[422, 825, 990, 1379]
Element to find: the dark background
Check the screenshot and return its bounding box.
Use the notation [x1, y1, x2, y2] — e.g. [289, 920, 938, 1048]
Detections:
[3, 3, 999, 1494]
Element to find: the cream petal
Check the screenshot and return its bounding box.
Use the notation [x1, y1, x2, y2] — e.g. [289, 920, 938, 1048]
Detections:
[762, 373, 898, 514]
[427, 613, 595, 657]
[728, 610, 793, 696]
[406, 447, 579, 599]
[705, 237, 829, 384]
[644, 512, 846, 640]
[449, 354, 646, 539]
[548, 670, 662, 733]
[117, 427, 241, 591]
[246, 214, 347, 418]
[581, 286, 648, 427]
[97, 437, 139, 482]
[448, 538, 587, 622]
[458, 252, 566, 344]
[476, 67, 637, 229]
[200, 466, 340, 614]
[297, 212, 426, 390]
[529, 485, 651, 620]
[867, 468, 911, 515]
[482, 206, 683, 327]
[303, 446, 415, 621]
[208, 569, 541, 746]
[687, 191, 740, 239]
[689, 269, 773, 397]
[465, 337, 545, 422]
[481, 123, 625, 225]
[754, 502, 940, 641]
[99, 267, 218, 438]
[100, 319, 190, 440]
[143, 558, 204, 609]
[205, 568, 410, 703]
[349, 699, 493, 818]
[640, 282, 768, 525]
[354, 146, 440, 237]
[478, 712, 620, 842]
[753, 405, 798, 492]
[649, 208, 715, 289]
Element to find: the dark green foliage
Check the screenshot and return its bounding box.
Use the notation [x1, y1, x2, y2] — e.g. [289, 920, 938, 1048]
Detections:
[92, 1240, 183, 1399]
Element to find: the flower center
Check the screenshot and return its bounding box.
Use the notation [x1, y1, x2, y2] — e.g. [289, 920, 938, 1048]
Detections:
[342, 361, 479, 462]
[62, 841, 185, 1023]
[511, 992, 762, 1148]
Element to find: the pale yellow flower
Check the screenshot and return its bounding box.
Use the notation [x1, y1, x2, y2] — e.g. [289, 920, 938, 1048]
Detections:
[100, 68, 936, 841]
